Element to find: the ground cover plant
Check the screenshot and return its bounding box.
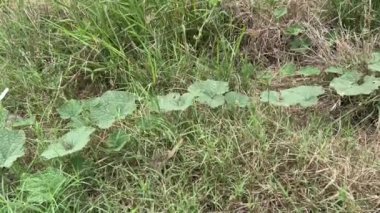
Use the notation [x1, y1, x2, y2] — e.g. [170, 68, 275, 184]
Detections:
[1, 0, 380, 212]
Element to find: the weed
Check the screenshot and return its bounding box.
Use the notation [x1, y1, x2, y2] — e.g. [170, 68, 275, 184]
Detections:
[1, 0, 380, 212]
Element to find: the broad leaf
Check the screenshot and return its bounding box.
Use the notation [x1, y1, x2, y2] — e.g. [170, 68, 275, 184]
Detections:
[225, 92, 251, 107]
[299, 66, 321, 76]
[260, 91, 283, 106]
[68, 116, 88, 128]
[12, 115, 36, 128]
[41, 127, 95, 160]
[326, 66, 344, 74]
[368, 63, 380, 72]
[280, 63, 297, 77]
[154, 92, 194, 112]
[188, 80, 229, 96]
[0, 129, 25, 168]
[260, 86, 325, 107]
[87, 91, 137, 129]
[57, 100, 82, 120]
[280, 86, 324, 107]
[106, 130, 130, 151]
[21, 168, 67, 204]
[273, 7, 287, 19]
[188, 80, 229, 108]
[286, 25, 305, 36]
[0, 105, 8, 128]
[198, 94, 225, 108]
[330, 71, 380, 96]
[368, 52, 380, 72]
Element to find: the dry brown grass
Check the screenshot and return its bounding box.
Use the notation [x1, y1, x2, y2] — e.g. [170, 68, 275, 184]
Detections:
[225, 0, 380, 70]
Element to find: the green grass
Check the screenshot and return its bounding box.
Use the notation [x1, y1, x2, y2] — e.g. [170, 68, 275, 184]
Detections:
[1, 0, 380, 212]
[329, 0, 380, 31]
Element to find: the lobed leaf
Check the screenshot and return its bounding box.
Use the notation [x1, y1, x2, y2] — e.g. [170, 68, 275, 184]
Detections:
[21, 168, 67, 204]
[299, 66, 321, 76]
[87, 91, 137, 129]
[280, 63, 297, 77]
[57, 100, 83, 120]
[0, 105, 8, 128]
[188, 80, 229, 108]
[12, 115, 36, 128]
[197, 94, 225, 108]
[260, 86, 325, 107]
[368, 52, 380, 72]
[188, 80, 229, 96]
[41, 126, 95, 160]
[0, 129, 25, 168]
[225, 92, 251, 107]
[330, 71, 380, 96]
[326, 66, 345, 74]
[273, 7, 287, 19]
[154, 92, 194, 112]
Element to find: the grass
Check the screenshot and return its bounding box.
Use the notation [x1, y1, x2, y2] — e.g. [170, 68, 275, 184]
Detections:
[1, 0, 380, 212]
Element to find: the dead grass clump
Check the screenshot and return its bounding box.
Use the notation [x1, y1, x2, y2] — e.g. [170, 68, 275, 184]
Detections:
[226, 0, 380, 70]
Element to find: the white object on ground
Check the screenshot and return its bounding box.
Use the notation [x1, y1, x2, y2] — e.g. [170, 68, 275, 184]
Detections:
[0, 88, 9, 101]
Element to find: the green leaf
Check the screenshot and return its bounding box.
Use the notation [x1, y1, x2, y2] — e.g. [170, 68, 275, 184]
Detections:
[368, 63, 380, 72]
[0, 129, 25, 168]
[41, 127, 95, 160]
[207, 0, 221, 7]
[326, 66, 345, 74]
[87, 91, 137, 129]
[0, 105, 8, 128]
[57, 99, 82, 120]
[188, 80, 229, 96]
[154, 92, 194, 112]
[273, 7, 287, 19]
[241, 62, 256, 79]
[12, 115, 36, 128]
[106, 130, 130, 152]
[370, 52, 380, 63]
[368, 52, 380, 72]
[21, 168, 67, 204]
[68, 116, 88, 128]
[260, 91, 283, 106]
[299, 66, 321, 76]
[286, 25, 305, 36]
[224, 92, 251, 107]
[188, 80, 229, 108]
[280, 63, 297, 77]
[280, 86, 324, 107]
[260, 86, 325, 107]
[330, 71, 380, 96]
[197, 94, 225, 108]
[290, 38, 310, 53]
